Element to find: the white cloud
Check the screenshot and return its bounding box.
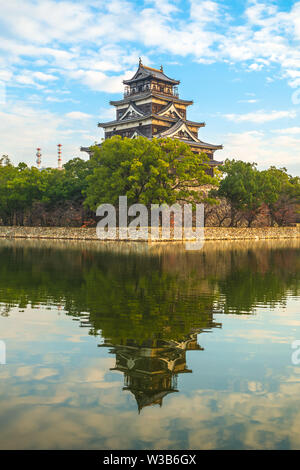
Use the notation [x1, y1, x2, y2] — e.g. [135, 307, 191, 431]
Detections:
[190, 0, 222, 23]
[67, 69, 134, 93]
[0, 0, 93, 44]
[0, 0, 300, 92]
[15, 74, 36, 86]
[65, 111, 92, 120]
[219, 130, 300, 172]
[0, 70, 13, 82]
[0, 101, 98, 166]
[1, 0, 300, 172]
[98, 107, 116, 120]
[238, 99, 258, 104]
[224, 110, 297, 123]
[46, 96, 78, 103]
[248, 63, 264, 72]
[273, 127, 300, 135]
[146, 0, 179, 16]
[33, 71, 58, 82]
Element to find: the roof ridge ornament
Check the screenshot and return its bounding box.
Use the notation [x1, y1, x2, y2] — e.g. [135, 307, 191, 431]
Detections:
[139, 57, 142, 66]
[160, 65, 163, 72]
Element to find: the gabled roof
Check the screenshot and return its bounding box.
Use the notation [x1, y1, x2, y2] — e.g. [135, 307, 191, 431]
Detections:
[156, 120, 223, 151]
[157, 102, 205, 127]
[157, 119, 199, 141]
[131, 129, 146, 138]
[123, 63, 180, 85]
[157, 102, 183, 120]
[119, 101, 145, 120]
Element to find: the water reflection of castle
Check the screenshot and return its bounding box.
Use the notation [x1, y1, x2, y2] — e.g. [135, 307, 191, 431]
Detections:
[97, 325, 221, 412]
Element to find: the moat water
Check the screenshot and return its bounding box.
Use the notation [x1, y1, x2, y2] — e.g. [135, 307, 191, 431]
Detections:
[0, 239, 300, 450]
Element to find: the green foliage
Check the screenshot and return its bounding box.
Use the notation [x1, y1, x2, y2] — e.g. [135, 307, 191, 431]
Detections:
[1, 143, 299, 228]
[0, 242, 299, 343]
[216, 159, 262, 210]
[260, 167, 300, 225]
[84, 136, 218, 210]
[0, 158, 92, 225]
[213, 160, 300, 226]
[213, 159, 265, 226]
[0, 139, 219, 225]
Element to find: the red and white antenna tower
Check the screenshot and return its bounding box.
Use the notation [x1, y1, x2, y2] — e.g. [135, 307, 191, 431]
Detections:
[57, 144, 62, 170]
[36, 148, 41, 169]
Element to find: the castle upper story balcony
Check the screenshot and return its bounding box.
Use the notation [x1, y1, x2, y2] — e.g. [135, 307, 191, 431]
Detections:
[124, 84, 179, 98]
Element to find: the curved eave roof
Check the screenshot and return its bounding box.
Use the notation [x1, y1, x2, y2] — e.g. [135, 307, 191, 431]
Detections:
[184, 140, 223, 150]
[99, 117, 147, 127]
[98, 114, 204, 128]
[80, 143, 223, 161]
[80, 146, 93, 153]
[186, 120, 205, 128]
[80, 144, 102, 154]
[123, 65, 180, 85]
[110, 91, 193, 106]
[157, 120, 223, 150]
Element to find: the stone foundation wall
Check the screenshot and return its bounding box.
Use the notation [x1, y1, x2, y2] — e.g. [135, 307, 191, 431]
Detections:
[0, 226, 299, 241]
[203, 226, 300, 240]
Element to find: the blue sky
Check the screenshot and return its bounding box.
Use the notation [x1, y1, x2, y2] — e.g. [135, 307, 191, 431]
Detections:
[0, 0, 300, 174]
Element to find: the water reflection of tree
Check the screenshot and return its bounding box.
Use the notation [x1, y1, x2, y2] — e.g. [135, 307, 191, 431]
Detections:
[0, 241, 299, 411]
[0, 241, 299, 326]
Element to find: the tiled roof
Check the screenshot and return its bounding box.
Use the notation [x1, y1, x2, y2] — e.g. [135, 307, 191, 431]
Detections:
[131, 129, 147, 138]
[158, 119, 186, 136]
[119, 101, 145, 120]
[156, 102, 204, 127]
[98, 114, 203, 128]
[98, 115, 150, 127]
[123, 64, 180, 85]
[176, 139, 223, 150]
[157, 120, 223, 150]
[109, 91, 193, 106]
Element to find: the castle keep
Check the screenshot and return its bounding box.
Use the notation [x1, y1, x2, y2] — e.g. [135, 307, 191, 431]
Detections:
[82, 60, 223, 173]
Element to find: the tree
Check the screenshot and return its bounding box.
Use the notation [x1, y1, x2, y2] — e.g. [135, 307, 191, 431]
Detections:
[84, 136, 218, 211]
[261, 167, 300, 226]
[213, 159, 265, 227]
[63, 157, 93, 203]
[6, 164, 44, 225]
[0, 155, 11, 166]
[204, 198, 232, 227]
[0, 158, 18, 224]
[0, 157, 93, 226]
